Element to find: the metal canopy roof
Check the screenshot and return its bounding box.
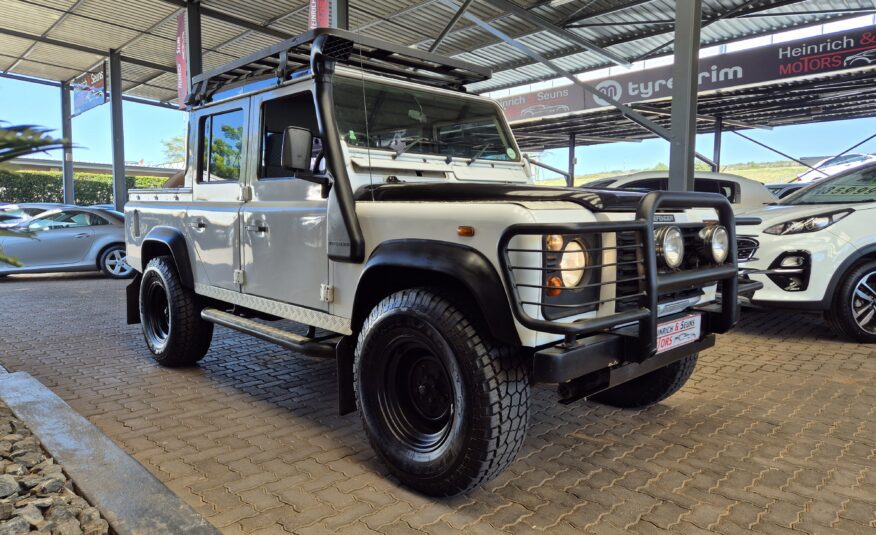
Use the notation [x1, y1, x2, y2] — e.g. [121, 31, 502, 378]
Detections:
[2, 0, 875, 104]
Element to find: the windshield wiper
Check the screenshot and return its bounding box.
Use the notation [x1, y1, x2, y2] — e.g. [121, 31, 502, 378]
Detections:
[467, 143, 493, 166]
[393, 138, 428, 159]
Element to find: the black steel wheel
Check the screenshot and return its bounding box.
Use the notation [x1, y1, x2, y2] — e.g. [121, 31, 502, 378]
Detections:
[354, 288, 529, 497]
[826, 261, 876, 343]
[139, 256, 213, 366]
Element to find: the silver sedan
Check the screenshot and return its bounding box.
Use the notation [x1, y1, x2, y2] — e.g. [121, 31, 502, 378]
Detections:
[0, 207, 133, 279]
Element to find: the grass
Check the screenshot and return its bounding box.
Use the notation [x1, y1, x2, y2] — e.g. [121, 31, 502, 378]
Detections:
[535, 160, 806, 187]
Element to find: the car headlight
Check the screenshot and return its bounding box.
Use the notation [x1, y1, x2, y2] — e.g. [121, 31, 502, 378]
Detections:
[763, 210, 852, 235]
[560, 240, 587, 287]
[655, 226, 685, 269]
[700, 225, 729, 264]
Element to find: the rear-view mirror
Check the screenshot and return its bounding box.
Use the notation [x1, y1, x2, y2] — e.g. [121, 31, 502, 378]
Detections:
[281, 126, 313, 171]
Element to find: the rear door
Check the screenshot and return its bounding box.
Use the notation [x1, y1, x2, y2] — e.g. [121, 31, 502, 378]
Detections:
[186, 100, 249, 291]
[240, 85, 328, 311]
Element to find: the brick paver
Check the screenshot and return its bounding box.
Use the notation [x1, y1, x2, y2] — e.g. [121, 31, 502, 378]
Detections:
[1, 272, 874, 534]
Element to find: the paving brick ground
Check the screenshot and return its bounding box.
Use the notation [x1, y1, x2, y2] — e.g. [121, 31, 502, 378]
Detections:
[0, 272, 874, 534]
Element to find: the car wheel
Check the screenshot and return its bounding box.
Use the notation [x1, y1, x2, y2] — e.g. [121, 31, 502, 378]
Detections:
[589, 354, 698, 409]
[100, 245, 134, 279]
[825, 261, 876, 343]
[139, 255, 213, 366]
[354, 288, 529, 496]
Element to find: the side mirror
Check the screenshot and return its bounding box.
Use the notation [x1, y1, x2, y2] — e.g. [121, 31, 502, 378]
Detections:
[281, 126, 313, 172]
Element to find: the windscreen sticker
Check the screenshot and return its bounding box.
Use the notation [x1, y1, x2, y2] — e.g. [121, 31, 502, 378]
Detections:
[506, 148, 517, 159]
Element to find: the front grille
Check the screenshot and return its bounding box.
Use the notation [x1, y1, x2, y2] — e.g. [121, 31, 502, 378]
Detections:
[615, 230, 643, 313]
[737, 236, 759, 262]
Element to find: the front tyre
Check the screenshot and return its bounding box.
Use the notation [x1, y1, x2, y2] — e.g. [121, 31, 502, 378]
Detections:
[354, 289, 529, 496]
[139, 255, 213, 366]
[100, 245, 135, 279]
[825, 261, 876, 343]
[589, 353, 698, 409]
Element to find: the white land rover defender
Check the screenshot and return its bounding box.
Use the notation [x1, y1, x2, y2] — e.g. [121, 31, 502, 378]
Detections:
[125, 29, 753, 496]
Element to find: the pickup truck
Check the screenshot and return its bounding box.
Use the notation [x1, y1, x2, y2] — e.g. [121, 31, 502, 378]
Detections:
[125, 29, 748, 496]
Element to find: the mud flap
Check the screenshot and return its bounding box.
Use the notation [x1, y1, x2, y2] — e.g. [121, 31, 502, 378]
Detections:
[336, 336, 356, 415]
[126, 273, 141, 325]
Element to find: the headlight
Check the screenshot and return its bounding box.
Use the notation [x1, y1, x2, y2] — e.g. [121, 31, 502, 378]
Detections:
[655, 226, 685, 269]
[560, 240, 587, 286]
[763, 210, 852, 235]
[700, 225, 729, 264]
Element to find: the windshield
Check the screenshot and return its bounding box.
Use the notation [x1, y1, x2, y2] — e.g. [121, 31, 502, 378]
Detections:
[333, 76, 518, 162]
[782, 164, 876, 205]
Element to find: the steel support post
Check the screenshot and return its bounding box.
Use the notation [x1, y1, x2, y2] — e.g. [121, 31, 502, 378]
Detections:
[109, 50, 126, 212]
[186, 0, 203, 87]
[668, 0, 703, 192]
[60, 81, 74, 205]
[336, 0, 349, 29]
[567, 133, 576, 187]
[713, 116, 723, 172]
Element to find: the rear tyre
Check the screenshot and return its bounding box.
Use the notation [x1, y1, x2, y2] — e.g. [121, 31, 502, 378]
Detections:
[100, 245, 135, 279]
[354, 288, 529, 496]
[139, 255, 213, 366]
[589, 353, 698, 409]
[825, 261, 876, 343]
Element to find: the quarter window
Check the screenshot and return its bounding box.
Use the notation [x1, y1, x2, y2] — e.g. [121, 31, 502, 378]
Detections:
[200, 109, 245, 182]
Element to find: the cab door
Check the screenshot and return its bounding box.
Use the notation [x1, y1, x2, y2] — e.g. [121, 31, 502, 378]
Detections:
[187, 100, 249, 291]
[240, 85, 328, 311]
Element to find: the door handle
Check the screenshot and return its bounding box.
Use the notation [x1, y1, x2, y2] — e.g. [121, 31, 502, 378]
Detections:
[73, 232, 89, 238]
[189, 218, 207, 231]
[245, 221, 268, 234]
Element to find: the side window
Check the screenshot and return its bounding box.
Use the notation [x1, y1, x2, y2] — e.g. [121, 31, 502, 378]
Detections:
[199, 109, 245, 182]
[260, 91, 322, 179]
[695, 179, 737, 202]
[28, 211, 94, 230]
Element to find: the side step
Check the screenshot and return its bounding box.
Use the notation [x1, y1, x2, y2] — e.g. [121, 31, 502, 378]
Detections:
[201, 308, 337, 358]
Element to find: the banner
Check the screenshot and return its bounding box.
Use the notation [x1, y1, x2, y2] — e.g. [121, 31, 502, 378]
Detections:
[309, 0, 334, 29]
[71, 66, 106, 117]
[176, 12, 188, 109]
[499, 24, 876, 122]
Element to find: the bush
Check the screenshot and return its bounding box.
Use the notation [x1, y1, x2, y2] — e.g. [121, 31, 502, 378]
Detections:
[0, 170, 167, 205]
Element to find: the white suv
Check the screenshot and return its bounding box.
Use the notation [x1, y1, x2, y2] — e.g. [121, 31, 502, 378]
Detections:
[737, 163, 876, 341]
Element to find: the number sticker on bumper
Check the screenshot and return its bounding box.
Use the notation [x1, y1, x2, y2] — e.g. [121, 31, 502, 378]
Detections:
[656, 314, 702, 354]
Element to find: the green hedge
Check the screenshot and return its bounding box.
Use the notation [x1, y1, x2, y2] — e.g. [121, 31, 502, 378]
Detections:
[0, 170, 167, 205]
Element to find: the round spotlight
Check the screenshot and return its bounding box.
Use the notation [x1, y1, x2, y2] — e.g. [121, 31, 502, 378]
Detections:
[708, 225, 729, 264]
[656, 226, 685, 269]
[560, 241, 587, 287]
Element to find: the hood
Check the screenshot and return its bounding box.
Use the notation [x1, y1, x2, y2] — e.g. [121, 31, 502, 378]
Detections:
[354, 183, 644, 212]
[738, 203, 863, 229]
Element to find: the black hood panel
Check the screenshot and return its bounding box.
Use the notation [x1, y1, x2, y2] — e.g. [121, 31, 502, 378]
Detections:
[354, 183, 644, 212]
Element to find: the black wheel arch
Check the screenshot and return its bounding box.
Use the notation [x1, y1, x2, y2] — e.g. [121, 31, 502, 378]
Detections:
[352, 239, 520, 346]
[141, 226, 194, 289]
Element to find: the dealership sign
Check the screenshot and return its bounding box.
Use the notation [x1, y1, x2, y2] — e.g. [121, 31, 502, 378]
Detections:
[498, 24, 876, 122]
[176, 12, 188, 108]
[71, 66, 106, 117]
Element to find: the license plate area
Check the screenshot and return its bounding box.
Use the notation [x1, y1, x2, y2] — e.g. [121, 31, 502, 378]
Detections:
[656, 313, 702, 354]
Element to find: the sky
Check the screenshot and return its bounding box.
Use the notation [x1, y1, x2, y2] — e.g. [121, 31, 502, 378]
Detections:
[1, 76, 875, 174]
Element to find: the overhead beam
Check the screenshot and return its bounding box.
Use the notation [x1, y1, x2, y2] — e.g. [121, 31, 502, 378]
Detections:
[0, 72, 180, 109]
[0, 27, 175, 73]
[6, 0, 86, 73]
[668, 0, 703, 192]
[482, 0, 630, 67]
[739, 8, 876, 18]
[185, 0, 203, 95]
[429, 0, 476, 53]
[158, 0, 293, 39]
[632, 105, 772, 130]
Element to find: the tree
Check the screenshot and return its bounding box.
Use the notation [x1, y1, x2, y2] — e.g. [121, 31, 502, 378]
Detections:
[161, 134, 186, 164]
[0, 123, 66, 266]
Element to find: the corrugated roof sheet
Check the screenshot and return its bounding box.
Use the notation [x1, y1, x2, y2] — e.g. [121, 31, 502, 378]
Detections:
[1, 0, 875, 105]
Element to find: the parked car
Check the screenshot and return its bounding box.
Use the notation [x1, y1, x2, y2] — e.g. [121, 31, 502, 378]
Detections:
[124, 29, 747, 496]
[794, 153, 876, 183]
[737, 162, 876, 341]
[0, 203, 71, 228]
[0, 207, 132, 279]
[766, 182, 806, 199]
[586, 171, 776, 212]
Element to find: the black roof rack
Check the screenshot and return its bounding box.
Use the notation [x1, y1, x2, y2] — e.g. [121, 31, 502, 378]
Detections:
[188, 27, 491, 106]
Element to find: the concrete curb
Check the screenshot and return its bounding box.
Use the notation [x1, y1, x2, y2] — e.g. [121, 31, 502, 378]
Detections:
[0, 372, 220, 535]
